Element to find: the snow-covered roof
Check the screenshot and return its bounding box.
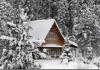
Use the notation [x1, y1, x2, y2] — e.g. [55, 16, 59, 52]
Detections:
[27, 19, 65, 41]
[68, 40, 78, 47]
[42, 44, 64, 48]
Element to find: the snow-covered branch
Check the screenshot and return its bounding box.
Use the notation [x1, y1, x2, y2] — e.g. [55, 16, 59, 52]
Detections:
[7, 21, 16, 27]
[0, 35, 16, 41]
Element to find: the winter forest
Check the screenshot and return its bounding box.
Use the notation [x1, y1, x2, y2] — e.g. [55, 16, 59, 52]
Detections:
[0, 0, 100, 69]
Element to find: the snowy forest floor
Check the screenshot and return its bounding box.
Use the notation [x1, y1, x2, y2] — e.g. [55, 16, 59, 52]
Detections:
[35, 59, 99, 69]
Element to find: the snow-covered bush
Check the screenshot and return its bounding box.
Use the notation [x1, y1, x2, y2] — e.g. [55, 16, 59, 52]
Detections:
[39, 53, 47, 59]
[32, 48, 47, 59]
[62, 58, 68, 64]
[60, 46, 74, 63]
[43, 48, 47, 53]
[40, 48, 47, 59]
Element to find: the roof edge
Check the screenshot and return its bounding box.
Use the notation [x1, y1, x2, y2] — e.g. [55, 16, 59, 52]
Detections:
[54, 20, 65, 41]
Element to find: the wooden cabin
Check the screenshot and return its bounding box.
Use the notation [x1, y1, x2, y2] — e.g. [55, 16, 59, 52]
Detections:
[27, 19, 65, 58]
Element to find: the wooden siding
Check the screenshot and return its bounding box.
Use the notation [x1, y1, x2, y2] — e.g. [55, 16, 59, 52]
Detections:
[44, 23, 64, 46]
[46, 48, 63, 57]
[38, 47, 63, 58]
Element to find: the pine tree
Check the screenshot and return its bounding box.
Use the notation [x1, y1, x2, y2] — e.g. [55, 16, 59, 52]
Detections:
[0, 1, 41, 69]
[73, 0, 100, 56]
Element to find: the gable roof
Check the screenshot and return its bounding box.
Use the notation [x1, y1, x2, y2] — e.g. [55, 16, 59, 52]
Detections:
[27, 19, 65, 41]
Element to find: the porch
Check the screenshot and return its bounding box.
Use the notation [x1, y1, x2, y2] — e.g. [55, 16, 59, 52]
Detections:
[38, 44, 64, 58]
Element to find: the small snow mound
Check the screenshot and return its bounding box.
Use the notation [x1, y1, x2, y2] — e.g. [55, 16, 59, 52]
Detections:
[62, 58, 68, 64]
[39, 53, 46, 59]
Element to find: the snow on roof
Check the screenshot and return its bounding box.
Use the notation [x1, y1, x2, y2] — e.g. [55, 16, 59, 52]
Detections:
[42, 44, 64, 48]
[28, 38, 45, 46]
[27, 19, 64, 41]
[68, 40, 78, 47]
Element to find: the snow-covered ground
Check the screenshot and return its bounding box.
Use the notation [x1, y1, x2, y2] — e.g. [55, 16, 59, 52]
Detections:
[35, 59, 98, 69]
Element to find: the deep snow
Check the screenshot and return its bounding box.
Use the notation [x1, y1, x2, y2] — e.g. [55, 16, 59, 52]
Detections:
[35, 59, 98, 69]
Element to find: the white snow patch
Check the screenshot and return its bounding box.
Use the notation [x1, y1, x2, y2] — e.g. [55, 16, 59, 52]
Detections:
[68, 40, 78, 47]
[39, 53, 46, 59]
[7, 21, 16, 27]
[92, 57, 100, 66]
[28, 38, 45, 46]
[42, 44, 63, 47]
[43, 48, 47, 53]
[0, 65, 4, 70]
[83, 32, 87, 38]
[0, 35, 16, 40]
[28, 19, 55, 40]
[67, 61, 98, 69]
[35, 59, 98, 69]
[27, 19, 64, 41]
